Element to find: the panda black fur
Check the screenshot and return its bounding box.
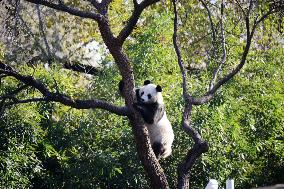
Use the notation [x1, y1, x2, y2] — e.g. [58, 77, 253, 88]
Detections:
[119, 80, 174, 160]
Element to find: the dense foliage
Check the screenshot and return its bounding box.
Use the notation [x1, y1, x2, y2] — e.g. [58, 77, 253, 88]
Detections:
[0, 0, 283, 188]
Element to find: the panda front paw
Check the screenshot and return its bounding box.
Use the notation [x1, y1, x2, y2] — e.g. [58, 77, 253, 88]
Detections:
[133, 103, 142, 111]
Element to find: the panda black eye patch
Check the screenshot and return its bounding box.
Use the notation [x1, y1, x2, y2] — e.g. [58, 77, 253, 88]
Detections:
[141, 92, 144, 95]
[148, 94, 152, 99]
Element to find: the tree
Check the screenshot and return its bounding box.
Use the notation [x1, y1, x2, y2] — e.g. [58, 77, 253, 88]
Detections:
[0, 0, 283, 188]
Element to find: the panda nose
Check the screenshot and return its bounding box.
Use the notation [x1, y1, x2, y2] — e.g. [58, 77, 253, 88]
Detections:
[141, 98, 144, 102]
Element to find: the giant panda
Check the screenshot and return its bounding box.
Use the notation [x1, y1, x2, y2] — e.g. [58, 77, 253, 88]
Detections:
[119, 80, 174, 160]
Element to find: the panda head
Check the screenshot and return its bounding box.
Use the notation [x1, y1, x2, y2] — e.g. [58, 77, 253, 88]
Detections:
[138, 80, 164, 104]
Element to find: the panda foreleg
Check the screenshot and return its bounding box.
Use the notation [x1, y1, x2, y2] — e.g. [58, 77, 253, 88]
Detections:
[152, 142, 165, 160]
[153, 105, 165, 124]
[133, 103, 154, 124]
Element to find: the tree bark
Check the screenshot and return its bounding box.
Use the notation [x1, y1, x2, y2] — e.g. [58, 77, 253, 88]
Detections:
[177, 142, 209, 189]
[98, 17, 169, 189]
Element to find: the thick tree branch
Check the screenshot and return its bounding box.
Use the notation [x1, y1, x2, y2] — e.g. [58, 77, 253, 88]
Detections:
[177, 103, 209, 189]
[178, 139, 208, 189]
[172, 1, 209, 188]
[87, 0, 101, 11]
[235, 0, 246, 16]
[181, 103, 206, 144]
[87, 0, 112, 15]
[0, 61, 129, 116]
[24, 0, 105, 22]
[63, 62, 100, 75]
[172, 0, 189, 98]
[117, 0, 160, 45]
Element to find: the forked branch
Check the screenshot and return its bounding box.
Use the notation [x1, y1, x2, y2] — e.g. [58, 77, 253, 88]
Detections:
[117, 0, 160, 45]
[172, 0, 209, 188]
[209, 0, 227, 90]
[192, 3, 280, 105]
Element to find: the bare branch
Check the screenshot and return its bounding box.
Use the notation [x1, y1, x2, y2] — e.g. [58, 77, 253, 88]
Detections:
[247, 0, 254, 16]
[178, 103, 208, 189]
[191, 2, 284, 105]
[63, 61, 100, 75]
[200, 0, 216, 43]
[209, 0, 227, 90]
[178, 140, 208, 189]
[235, 0, 246, 16]
[0, 61, 129, 116]
[24, 0, 104, 22]
[172, 0, 189, 99]
[181, 103, 203, 143]
[192, 15, 257, 105]
[117, 0, 160, 45]
[255, 9, 278, 26]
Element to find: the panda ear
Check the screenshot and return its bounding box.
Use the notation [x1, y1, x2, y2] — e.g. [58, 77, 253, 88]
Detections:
[156, 85, 162, 92]
[144, 80, 151, 85]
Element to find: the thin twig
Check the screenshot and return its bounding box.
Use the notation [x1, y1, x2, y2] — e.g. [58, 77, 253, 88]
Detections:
[235, 0, 246, 16]
[200, 0, 216, 43]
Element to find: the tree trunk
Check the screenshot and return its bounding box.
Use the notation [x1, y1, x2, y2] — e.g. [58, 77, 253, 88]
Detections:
[177, 142, 209, 189]
[98, 19, 169, 189]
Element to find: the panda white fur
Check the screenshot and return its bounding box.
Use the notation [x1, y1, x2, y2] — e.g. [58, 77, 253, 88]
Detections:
[132, 80, 174, 160]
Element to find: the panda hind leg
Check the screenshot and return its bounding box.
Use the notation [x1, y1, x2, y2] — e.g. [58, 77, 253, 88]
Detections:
[152, 142, 165, 160]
